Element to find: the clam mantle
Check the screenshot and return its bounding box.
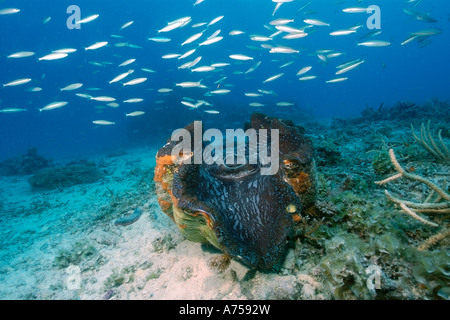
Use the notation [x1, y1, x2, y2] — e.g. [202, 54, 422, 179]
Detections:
[154, 113, 317, 269]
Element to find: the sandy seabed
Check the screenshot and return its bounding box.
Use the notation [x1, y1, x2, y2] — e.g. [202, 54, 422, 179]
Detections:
[0, 147, 294, 300]
[1, 107, 449, 300]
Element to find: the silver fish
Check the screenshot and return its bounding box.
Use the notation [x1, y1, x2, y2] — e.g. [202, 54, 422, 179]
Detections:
[178, 49, 196, 60]
[280, 61, 294, 68]
[181, 32, 204, 46]
[208, 16, 224, 27]
[85, 41, 108, 50]
[245, 93, 263, 97]
[269, 46, 299, 54]
[411, 29, 442, 36]
[7, 51, 35, 59]
[229, 54, 253, 61]
[229, 30, 244, 36]
[60, 83, 83, 91]
[209, 89, 230, 94]
[3, 78, 32, 87]
[176, 81, 202, 88]
[123, 98, 144, 103]
[335, 60, 364, 75]
[52, 48, 77, 54]
[246, 61, 262, 74]
[250, 35, 273, 42]
[158, 17, 191, 33]
[357, 40, 391, 47]
[123, 78, 147, 86]
[211, 63, 230, 67]
[76, 93, 93, 99]
[126, 111, 145, 117]
[207, 30, 222, 40]
[270, 18, 294, 26]
[39, 101, 68, 112]
[162, 53, 181, 59]
[181, 101, 197, 108]
[120, 21, 134, 30]
[0, 108, 27, 113]
[38, 53, 68, 61]
[330, 29, 357, 36]
[27, 87, 42, 92]
[0, 8, 20, 15]
[283, 32, 308, 39]
[148, 37, 171, 42]
[342, 7, 367, 13]
[91, 96, 116, 102]
[191, 66, 215, 72]
[304, 19, 330, 26]
[199, 36, 223, 46]
[326, 77, 348, 83]
[263, 73, 284, 83]
[77, 14, 99, 24]
[109, 70, 134, 84]
[296, 66, 312, 76]
[119, 59, 136, 67]
[192, 22, 207, 28]
[275, 25, 306, 33]
[298, 75, 317, 81]
[194, 0, 206, 6]
[277, 102, 294, 107]
[93, 120, 115, 125]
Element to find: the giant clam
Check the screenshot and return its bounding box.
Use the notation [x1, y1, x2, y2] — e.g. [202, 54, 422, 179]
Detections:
[154, 113, 317, 269]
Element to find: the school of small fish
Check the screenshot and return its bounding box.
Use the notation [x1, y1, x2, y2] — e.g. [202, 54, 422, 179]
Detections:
[0, 0, 443, 124]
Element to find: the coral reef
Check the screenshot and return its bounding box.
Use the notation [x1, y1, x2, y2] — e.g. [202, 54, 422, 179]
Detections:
[371, 149, 394, 175]
[411, 120, 449, 163]
[289, 101, 450, 299]
[315, 139, 342, 166]
[358, 99, 450, 123]
[2, 100, 449, 300]
[27, 160, 103, 190]
[376, 148, 449, 249]
[0, 148, 52, 176]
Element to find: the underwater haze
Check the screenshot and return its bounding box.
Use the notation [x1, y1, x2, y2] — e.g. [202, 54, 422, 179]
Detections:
[0, 0, 449, 160]
[0, 0, 449, 302]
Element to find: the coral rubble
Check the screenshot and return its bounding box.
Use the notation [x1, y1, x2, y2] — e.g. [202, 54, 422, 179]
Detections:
[0, 148, 51, 176]
[28, 160, 103, 190]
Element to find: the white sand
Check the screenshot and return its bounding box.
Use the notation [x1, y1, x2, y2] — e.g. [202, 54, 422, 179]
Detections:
[0, 147, 321, 300]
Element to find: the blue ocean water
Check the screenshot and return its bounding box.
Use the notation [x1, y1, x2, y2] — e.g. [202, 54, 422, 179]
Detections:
[0, 0, 448, 161]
